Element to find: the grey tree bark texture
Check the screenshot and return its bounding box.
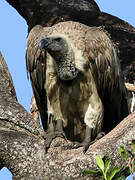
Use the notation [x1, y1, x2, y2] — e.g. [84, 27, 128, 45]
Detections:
[0, 0, 135, 179]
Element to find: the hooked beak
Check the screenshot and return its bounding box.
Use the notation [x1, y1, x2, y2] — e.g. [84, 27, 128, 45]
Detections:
[39, 38, 51, 50]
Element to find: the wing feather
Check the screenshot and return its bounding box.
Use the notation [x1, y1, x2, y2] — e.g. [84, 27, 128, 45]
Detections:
[26, 25, 48, 131]
[85, 26, 129, 129]
[85, 27, 120, 93]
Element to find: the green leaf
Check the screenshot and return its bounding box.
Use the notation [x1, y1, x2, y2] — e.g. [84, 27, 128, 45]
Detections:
[96, 155, 105, 172]
[104, 157, 110, 173]
[82, 169, 101, 175]
[108, 167, 120, 180]
[131, 140, 135, 152]
[118, 146, 127, 161]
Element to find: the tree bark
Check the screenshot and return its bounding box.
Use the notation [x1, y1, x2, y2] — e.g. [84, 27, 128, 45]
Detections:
[1, 0, 135, 179]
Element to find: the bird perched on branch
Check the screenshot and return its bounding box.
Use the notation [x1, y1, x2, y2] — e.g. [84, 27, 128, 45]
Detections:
[26, 21, 128, 152]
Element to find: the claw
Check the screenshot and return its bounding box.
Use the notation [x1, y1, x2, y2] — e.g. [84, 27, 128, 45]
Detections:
[44, 130, 67, 152]
[62, 131, 105, 153]
[83, 131, 105, 153]
[44, 118, 67, 153]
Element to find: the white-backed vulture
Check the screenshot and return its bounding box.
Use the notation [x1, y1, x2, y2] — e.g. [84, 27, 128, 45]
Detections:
[26, 21, 129, 152]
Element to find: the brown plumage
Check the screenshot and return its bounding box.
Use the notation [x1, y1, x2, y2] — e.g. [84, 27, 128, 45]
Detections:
[26, 25, 48, 130]
[26, 21, 129, 151]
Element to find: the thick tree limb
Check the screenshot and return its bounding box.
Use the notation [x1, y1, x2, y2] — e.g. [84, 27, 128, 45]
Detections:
[0, 52, 44, 136]
[0, 52, 46, 178]
[43, 112, 135, 179]
[5, 0, 100, 29]
[0, 130, 46, 179]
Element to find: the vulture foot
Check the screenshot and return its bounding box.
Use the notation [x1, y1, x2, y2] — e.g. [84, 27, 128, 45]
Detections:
[82, 131, 105, 153]
[62, 131, 105, 153]
[44, 130, 67, 152]
[44, 118, 67, 152]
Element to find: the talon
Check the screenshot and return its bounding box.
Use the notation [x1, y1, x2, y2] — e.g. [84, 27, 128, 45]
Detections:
[44, 119, 67, 153]
[44, 131, 67, 152]
[96, 132, 105, 139]
[83, 131, 105, 153]
[83, 142, 91, 153]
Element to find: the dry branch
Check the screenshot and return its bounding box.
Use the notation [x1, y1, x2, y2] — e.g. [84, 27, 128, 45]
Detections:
[125, 82, 135, 92]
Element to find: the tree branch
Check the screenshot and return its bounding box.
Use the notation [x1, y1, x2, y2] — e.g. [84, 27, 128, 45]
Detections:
[1, 112, 134, 179]
[42, 112, 135, 179]
[125, 83, 135, 92]
[5, 0, 100, 30]
[0, 52, 46, 177]
[0, 52, 44, 135]
[0, 129, 46, 179]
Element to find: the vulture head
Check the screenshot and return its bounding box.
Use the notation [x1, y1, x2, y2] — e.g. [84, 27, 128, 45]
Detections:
[39, 35, 79, 81]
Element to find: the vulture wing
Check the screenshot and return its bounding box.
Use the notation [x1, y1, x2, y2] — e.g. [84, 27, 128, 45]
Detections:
[85, 27, 120, 92]
[85, 27, 129, 132]
[26, 25, 51, 131]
